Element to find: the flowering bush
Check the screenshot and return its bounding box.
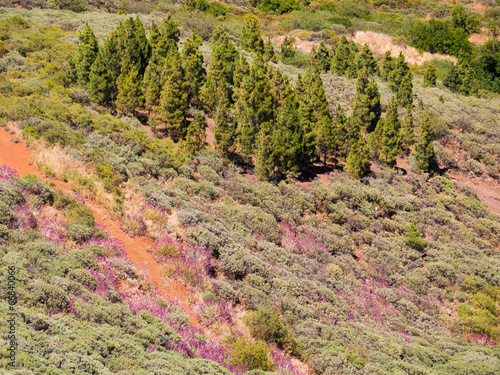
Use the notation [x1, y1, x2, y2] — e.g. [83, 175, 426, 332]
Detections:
[120, 214, 147, 237]
[194, 296, 233, 327]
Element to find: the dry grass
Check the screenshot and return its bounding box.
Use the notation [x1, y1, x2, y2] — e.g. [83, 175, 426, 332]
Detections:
[349, 31, 457, 66]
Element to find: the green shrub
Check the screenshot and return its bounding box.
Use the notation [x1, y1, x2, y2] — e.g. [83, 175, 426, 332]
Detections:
[68, 223, 94, 243]
[244, 308, 302, 356]
[230, 338, 275, 372]
[405, 223, 427, 252]
[68, 268, 98, 290]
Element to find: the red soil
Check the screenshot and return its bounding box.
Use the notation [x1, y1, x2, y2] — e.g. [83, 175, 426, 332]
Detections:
[0, 127, 198, 324]
[450, 174, 500, 216]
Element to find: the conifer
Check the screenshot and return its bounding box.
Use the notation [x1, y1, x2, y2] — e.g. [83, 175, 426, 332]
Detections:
[301, 65, 331, 129]
[182, 33, 206, 107]
[388, 52, 409, 92]
[352, 69, 381, 133]
[75, 24, 99, 87]
[241, 17, 264, 54]
[116, 60, 144, 115]
[232, 55, 250, 101]
[148, 21, 161, 51]
[345, 130, 371, 179]
[316, 116, 335, 166]
[331, 35, 351, 76]
[158, 50, 189, 141]
[399, 106, 414, 155]
[88, 50, 113, 104]
[458, 61, 478, 96]
[315, 41, 331, 72]
[280, 36, 296, 58]
[157, 13, 180, 55]
[379, 97, 400, 167]
[255, 121, 275, 180]
[214, 97, 236, 159]
[332, 104, 348, 162]
[423, 63, 437, 87]
[263, 38, 277, 63]
[236, 55, 275, 162]
[397, 73, 413, 107]
[186, 112, 207, 154]
[415, 113, 437, 173]
[356, 44, 379, 76]
[381, 51, 394, 80]
[443, 64, 461, 93]
[269, 69, 291, 111]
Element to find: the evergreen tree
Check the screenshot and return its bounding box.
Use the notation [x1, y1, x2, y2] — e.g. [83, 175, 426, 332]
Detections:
[255, 121, 275, 180]
[379, 97, 400, 167]
[356, 44, 379, 76]
[345, 129, 371, 179]
[315, 41, 331, 72]
[280, 36, 296, 59]
[316, 116, 335, 166]
[210, 25, 229, 47]
[457, 60, 478, 96]
[423, 63, 437, 87]
[263, 38, 277, 63]
[100, 29, 122, 99]
[331, 35, 351, 76]
[201, 29, 239, 111]
[300, 65, 331, 129]
[214, 97, 236, 159]
[331, 104, 348, 162]
[116, 60, 144, 115]
[157, 13, 180, 56]
[351, 69, 381, 133]
[297, 95, 317, 169]
[388, 52, 409, 92]
[381, 51, 394, 80]
[182, 33, 206, 107]
[232, 55, 250, 102]
[241, 17, 264, 54]
[186, 112, 207, 154]
[236, 55, 275, 162]
[269, 69, 291, 111]
[443, 64, 461, 93]
[149, 21, 161, 51]
[272, 92, 309, 175]
[415, 113, 437, 173]
[397, 72, 413, 107]
[158, 50, 189, 141]
[75, 24, 99, 87]
[405, 223, 427, 252]
[143, 51, 164, 112]
[118, 17, 151, 76]
[88, 50, 113, 104]
[399, 105, 414, 155]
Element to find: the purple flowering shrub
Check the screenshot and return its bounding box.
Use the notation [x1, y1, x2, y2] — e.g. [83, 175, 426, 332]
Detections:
[120, 214, 147, 237]
[194, 295, 233, 327]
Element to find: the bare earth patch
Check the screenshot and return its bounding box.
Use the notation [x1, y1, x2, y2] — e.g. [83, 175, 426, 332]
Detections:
[349, 31, 457, 65]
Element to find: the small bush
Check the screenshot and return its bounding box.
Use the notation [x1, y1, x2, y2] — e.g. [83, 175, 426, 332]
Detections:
[405, 223, 427, 252]
[120, 214, 147, 237]
[230, 338, 275, 372]
[68, 223, 94, 243]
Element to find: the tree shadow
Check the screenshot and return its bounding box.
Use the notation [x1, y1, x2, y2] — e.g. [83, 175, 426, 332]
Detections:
[299, 163, 341, 182]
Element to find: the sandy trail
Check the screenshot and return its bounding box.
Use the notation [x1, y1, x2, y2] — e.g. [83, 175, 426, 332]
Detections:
[0, 127, 198, 324]
[450, 174, 500, 215]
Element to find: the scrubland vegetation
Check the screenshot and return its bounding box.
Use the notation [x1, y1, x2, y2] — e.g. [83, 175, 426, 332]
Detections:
[0, 0, 500, 374]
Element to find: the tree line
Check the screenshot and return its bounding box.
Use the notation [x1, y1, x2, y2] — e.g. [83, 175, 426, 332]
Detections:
[70, 16, 436, 181]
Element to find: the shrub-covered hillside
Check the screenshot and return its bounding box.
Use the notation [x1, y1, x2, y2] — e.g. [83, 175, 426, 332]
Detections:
[0, 2, 499, 375]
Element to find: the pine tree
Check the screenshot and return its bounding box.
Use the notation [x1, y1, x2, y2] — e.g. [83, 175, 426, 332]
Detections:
[356, 44, 379, 76]
[331, 104, 348, 162]
[379, 97, 400, 167]
[116, 60, 144, 115]
[186, 112, 207, 154]
[381, 51, 394, 80]
[272, 92, 309, 175]
[399, 105, 414, 155]
[269, 69, 291, 111]
[280, 36, 296, 59]
[156, 13, 180, 57]
[443, 64, 461, 93]
[158, 50, 189, 141]
[232, 55, 250, 102]
[415, 113, 437, 173]
[351, 69, 381, 133]
[236, 55, 275, 162]
[255, 121, 275, 180]
[149, 21, 161, 51]
[388, 52, 409, 92]
[300, 65, 331, 129]
[397, 72, 413, 107]
[316, 116, 335, 166]
[75, 24, 99, 87]
[263, 38, 277, 63]
[423, 63, 437, 87]
[405, 223, 427, 252]
[201, 29, 239, 111]
[100, 30, 122, 100]
[182, 33, 206, 107]
[458, 60, 478, 96]
[241, 17, 264, 54]
[315, 41, 331, 72]
[118, 17, 151, 76]
[143, 51, 163, 112]
[345, 130, 371, 179]
[214, 97, 236, 159]
[331, 35, 351, 76]
[88, 50, 113, 104]
[297, 94, 317, 169]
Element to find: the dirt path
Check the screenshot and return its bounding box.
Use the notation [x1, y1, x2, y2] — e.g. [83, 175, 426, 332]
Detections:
[0, 127, 198, 324]
[450, 174, 500, 215]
